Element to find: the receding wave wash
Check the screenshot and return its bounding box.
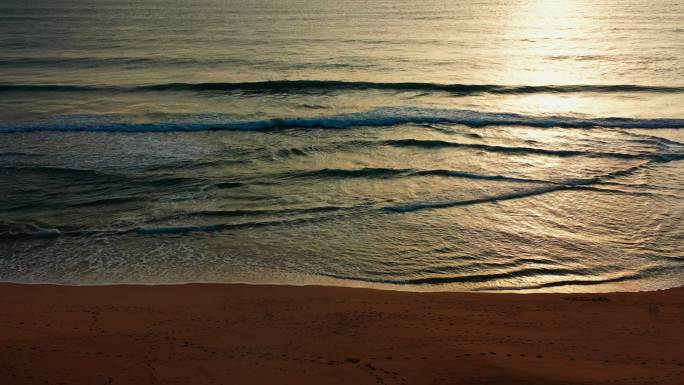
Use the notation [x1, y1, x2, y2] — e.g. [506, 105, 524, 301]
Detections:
[0, 0, 682, 292]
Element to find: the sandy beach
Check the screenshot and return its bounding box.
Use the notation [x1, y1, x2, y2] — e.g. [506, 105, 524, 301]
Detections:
[0, 283, 682, 385]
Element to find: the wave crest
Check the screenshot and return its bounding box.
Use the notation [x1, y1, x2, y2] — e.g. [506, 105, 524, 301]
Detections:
[2, 80, 683, 95]
[2, 107, 683, 133]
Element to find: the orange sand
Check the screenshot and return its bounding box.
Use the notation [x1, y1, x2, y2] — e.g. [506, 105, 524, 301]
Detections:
[1, 283, 683, 385]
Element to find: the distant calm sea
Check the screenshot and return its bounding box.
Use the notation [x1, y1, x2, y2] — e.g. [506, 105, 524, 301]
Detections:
[1, 0, 683, 291]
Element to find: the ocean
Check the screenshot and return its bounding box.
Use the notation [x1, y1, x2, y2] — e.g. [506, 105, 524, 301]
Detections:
[1, 0, 683, 291]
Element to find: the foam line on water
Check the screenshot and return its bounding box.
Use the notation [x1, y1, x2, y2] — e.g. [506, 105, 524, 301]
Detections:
[384, 158, 675, 213]
[1, 107, 683, 133]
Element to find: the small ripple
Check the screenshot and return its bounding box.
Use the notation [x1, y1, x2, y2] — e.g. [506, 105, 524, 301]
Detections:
[322, 266, 611, 285]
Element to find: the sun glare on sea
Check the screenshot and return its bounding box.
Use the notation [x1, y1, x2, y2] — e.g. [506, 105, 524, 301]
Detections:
[499, 0, 603, 84]
[477, 0, 614, 116]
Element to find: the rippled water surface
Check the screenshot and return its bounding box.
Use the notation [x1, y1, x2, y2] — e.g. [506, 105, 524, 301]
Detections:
[1, 0, 683, 291]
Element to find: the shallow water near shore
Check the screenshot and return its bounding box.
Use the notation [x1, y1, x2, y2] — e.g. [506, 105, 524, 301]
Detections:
[1, 0, 683, 291]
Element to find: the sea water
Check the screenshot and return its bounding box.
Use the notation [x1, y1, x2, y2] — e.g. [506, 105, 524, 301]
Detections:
[1, 0, 683, 291]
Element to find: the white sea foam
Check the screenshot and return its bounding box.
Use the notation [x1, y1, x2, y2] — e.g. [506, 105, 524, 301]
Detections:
[1, 107, 683, 133]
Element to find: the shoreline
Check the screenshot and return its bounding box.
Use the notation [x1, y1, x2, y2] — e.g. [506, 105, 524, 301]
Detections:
[0, 276, 670, 294]
[1, 282, 683, 384]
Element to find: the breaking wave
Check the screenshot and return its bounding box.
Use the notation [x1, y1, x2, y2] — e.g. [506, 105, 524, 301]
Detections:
[1, 107, 683, 133]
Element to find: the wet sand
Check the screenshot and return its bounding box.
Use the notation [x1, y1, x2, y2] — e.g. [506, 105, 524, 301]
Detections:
[0, 283, 683, 385]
